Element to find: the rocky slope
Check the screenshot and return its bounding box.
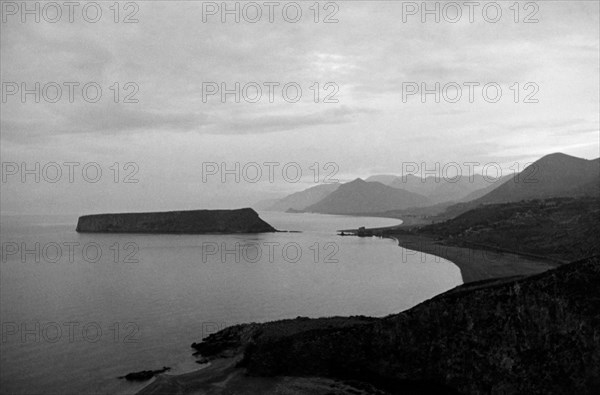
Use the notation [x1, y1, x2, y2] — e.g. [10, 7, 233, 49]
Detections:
[463, 153, 599, 207]
[76, 208, 276, 234]
[417, 197, 600, 263]
[457, 174, 512, 202]
[191, 256, 600, 394]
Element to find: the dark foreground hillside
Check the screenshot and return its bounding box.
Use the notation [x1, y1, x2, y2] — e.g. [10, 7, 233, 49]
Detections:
[416, 197, 600, 263]
[188, 256, 600, 394]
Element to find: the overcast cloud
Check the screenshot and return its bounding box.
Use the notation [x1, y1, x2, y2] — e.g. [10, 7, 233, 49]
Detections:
[1, 1, 598, 214]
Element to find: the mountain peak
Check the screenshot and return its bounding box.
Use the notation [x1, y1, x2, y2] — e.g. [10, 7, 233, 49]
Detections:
[305, 178, 430, 214]
[468, 152, 599, 205]
[534, 152, 588, 166]
[348, 178, 367, 184]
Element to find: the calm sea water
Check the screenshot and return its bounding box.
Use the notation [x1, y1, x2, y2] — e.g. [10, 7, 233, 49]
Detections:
[0, 212, 462, 395]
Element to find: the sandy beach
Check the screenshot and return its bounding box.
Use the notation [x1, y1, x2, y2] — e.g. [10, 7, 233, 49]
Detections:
[136, 352, 385, 395]
[389, 233, 558, 283]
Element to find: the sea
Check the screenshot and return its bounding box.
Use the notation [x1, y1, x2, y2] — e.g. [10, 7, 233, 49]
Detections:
[0, 212, 462, 394]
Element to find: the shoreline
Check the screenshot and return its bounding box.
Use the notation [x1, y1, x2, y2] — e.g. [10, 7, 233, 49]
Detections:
[387, 233, 558, 283]
[136, 358, 240, 395]
[336, 217, 559, 283]
[134, 217, 560, 394]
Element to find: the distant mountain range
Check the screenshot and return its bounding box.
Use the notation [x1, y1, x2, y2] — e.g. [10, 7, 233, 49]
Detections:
[267, 183, 340, 212]
[457, 174, 512, 202]
[391, 174, 496, 203]
[443, 153, 599, 218]
[364, 174, 398, 185]
[470, 153, 599, 204]
[367, 173, 495, 203]
[255, 152, 599, 218]
[303, 178, 429, 214]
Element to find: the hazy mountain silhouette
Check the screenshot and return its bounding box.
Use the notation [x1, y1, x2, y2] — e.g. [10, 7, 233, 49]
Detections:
[304, 179, 429, 214]
[252, 198, 282, 211]
[258, 153, 598, 216]
[364, 174, 399, 185]
[441, 153, 599, 219]
[389, 174, 494, 204]
[458, 174, 512, 202]
[265, 183, 340, 212]
[367, 173, 504, 204]
[472, 153, 599, 205]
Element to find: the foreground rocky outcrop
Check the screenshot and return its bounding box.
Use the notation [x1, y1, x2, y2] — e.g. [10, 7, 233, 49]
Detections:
[119, 366, 171, 381]
[190, 256, 600, 394]
[76, 208, 276, 234]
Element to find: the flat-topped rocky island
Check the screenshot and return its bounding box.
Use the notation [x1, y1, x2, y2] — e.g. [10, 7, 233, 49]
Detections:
[76, 208, 277, 234]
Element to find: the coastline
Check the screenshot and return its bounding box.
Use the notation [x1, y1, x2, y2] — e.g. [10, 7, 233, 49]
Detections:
[135, 318, 382, 395]
[134, 253, 594, 395]
[337, 217, 559, 283]
[135, 356, 387, 394]
[134, 217, 561, 395]
[388, 233, 558, 283]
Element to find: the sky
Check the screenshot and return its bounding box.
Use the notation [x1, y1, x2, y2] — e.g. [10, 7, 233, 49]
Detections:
[1, 0, 599, 214]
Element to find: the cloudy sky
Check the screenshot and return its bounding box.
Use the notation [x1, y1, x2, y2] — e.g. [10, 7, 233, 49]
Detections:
[1, 0, 598, 214]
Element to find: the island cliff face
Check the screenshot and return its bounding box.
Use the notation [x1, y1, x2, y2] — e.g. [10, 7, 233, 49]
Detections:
[76, 208, 276, 234]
